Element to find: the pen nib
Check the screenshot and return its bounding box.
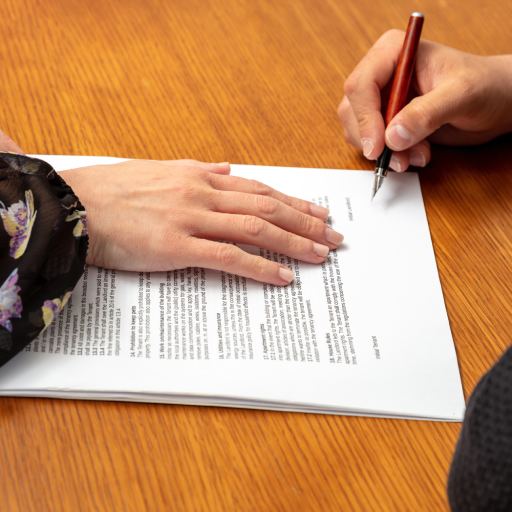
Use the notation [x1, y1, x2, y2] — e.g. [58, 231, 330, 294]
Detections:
[372, 148, 390, 200]
[372, 174, 384, 200]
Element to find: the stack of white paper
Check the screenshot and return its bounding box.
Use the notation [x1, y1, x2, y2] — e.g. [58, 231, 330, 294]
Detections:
[0, 156, 465, 421]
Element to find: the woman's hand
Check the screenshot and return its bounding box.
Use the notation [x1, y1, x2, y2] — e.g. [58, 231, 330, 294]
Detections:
[61, 159, 343, 286]
[338, 31, 512, 172]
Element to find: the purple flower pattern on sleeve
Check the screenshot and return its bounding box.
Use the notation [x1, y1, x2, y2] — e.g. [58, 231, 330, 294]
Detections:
[65, 210, 87, 237]
[0, 268, 23, 332]
[41, 291, 72, 330]
[0, 189, 37, 259]
[0, 153, 88, 367]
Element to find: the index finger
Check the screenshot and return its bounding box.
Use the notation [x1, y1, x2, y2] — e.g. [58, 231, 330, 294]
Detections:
[207, 173, 329, 221]
[341, 29, 405, 159]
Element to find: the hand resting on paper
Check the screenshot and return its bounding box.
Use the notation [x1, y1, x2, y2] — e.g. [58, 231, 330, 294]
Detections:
[338, 31, 512, 172]
[1, 136, 341, 367]
[61, 159, 344, 286]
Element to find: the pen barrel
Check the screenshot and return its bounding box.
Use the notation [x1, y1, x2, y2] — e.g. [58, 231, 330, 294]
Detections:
[384, 13, 424, 125]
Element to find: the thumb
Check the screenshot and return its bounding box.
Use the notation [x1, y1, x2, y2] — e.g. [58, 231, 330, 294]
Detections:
[385, 82, 467, 151]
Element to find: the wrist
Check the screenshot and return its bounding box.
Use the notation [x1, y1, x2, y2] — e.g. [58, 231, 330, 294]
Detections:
[59, 168, 101, 267]
[488, 55, 512, 134]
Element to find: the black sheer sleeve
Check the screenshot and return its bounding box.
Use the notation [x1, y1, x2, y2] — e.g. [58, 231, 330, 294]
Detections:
[0, 153, 88, 367]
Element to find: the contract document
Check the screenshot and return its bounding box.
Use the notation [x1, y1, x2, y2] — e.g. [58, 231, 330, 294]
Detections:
[0, 155, 465, 421]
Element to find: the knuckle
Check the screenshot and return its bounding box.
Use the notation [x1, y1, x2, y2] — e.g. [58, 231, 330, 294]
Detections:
[202, 187, 218, 208]
[416, 139, 431, 155]
[249, 179, 271, 196]
[298, 213, 320, 235]
[343, 75, 358, 97]
[254, 194, 278, 215]
[253, 258, 269, 279]
[409, 98, 437, 132]
[337, 97, 351, 121]
[293, 198, 310, 213]
[379, 29, 404, 46]
[203, 170, 215, 186]
[242, 215, 266, 237]
[214, 244, 238, 267]
[341, 87, 374, 128]
[372, 30, 406, 56]
[177, 184, 198, 200]
[204, 170, 224, 189]
[356, 109, 373, 128]
[311, 217, 326, 237]
[283, 230, 301, 251]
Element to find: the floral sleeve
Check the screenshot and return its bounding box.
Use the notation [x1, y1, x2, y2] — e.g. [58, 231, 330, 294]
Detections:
[0, 153, 88, 367]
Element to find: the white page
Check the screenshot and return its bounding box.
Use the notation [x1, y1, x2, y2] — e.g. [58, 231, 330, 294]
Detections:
[0, 155, 465, 420]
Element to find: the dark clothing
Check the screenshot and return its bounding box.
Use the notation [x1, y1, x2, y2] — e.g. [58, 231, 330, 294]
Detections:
[448, 346, 512, 511]
[0, 153, 87, 366]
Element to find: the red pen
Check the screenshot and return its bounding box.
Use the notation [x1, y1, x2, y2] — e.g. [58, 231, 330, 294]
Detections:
[372, 12, 424, 199]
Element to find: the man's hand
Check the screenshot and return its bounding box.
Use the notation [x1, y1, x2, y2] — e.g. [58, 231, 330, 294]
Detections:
[338, 31, 512, 172]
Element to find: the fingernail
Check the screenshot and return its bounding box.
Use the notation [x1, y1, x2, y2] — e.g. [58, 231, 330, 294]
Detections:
[387, 124, 412, 150]
[313, 243, 330, 258]
[361, 138, 374, 159]
[325, 228, 344, 246]
[409, 151, 426, 167]
[310, 203, 329, 219]
[278, 266, 295, 283]
[390, 155, 403, 173]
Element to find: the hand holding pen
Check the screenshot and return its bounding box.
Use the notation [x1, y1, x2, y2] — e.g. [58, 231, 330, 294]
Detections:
[338, 17, 512, 184]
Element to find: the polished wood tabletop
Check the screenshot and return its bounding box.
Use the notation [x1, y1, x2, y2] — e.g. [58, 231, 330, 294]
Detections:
[1, 1, 511, 510]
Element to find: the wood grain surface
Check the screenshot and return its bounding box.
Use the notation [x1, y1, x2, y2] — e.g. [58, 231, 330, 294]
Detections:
[1, 1, 511, 511]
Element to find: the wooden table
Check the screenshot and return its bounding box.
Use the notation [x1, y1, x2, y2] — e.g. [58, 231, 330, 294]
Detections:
[1, 1, 511, 510]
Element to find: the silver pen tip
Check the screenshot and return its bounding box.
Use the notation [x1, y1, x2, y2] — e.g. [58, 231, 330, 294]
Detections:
[372, 173, 384, 200]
